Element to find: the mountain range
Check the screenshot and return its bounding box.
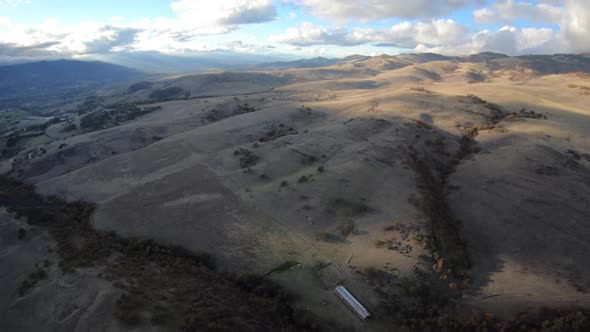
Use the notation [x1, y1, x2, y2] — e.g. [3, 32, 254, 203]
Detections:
[0, 59, 142, 98]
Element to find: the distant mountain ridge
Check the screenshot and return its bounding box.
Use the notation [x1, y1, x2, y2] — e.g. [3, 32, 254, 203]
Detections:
[247, 52, 590, 76]
[0, 59, 142, 98]
[248, 56, 341, 70]
[3, 53, 590, 100]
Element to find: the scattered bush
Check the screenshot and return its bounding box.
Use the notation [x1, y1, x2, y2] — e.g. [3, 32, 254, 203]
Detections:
[368, 98, 380, 112]
[466, 94, 486, 104]
[127, 81, 153, 93]
[18, 268, 47, 296]
[234, 148, 259, 168]
[384, 221, 402, 232]
[297, 175, 309, 183]
[315, 231, 340, 242]
[149, 86, 185, 101]
[299, 106, 312, 116]
[325, 199, 371, 217]
[301, 155, 317, 164]
[17, 227, 26, 240]
[373, 240, 386, 248]
[466, 70, 486, 83]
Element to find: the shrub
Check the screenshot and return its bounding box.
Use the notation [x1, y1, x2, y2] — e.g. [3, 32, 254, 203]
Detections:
[301, 155, 317, 164]
[384, 221, 402, 231]
[297, 175, 309, 183]
[299, 106, 312, 115]
[466, 94, 486, 104]
[338, 220, 356, 237]
[149, 87, 185, 101]
[315, 231, 339, 242]
[18, 268, 47, 296]
[234, 148, 259, 168]
[373, 240, 386, 248]
[17, 227, 26, 239]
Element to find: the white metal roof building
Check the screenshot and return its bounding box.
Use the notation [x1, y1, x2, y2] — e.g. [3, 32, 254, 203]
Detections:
[334, 285, 371, 320]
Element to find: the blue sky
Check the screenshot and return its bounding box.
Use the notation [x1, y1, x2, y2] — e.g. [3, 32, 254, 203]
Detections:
[0, 0, 587, 62]
[1, 1, 173, 24]
[0, 1, 552, 25]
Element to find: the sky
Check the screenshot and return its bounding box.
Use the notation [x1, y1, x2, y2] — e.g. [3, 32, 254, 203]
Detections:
[0, 0, 589, 64]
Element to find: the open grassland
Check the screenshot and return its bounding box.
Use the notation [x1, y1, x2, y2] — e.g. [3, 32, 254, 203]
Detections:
[2, 54, 590, 331]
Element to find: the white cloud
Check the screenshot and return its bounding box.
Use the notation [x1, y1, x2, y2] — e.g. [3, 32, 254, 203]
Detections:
[271, 19, 469, 49]
[271, 19, 567, 56]
[471, 0, 590, 54]
[287, 0, 485, 22]
[0, 0, 280, 59]
[473, 0, 564, 24]
[171, 0, 276, 25]
[560, 0, 590, 53]
[267, 1, 590, 56]
[2, 0, 590, 62]
[390, 19, 470, 48]
[413, 25, 561, 55]
[269, 22, 374, 46]
[83, 26, 142, 54]
[0, 17, 10, 26]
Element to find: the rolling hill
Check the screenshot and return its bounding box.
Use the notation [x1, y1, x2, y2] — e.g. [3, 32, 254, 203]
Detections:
[1, 53, 590, 331]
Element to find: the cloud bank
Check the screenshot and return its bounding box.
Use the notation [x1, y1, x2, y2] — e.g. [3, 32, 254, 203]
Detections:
[1, 0, 590, 64]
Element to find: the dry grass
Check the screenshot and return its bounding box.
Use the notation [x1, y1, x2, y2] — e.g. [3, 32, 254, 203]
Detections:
[0, 175, 342, 331]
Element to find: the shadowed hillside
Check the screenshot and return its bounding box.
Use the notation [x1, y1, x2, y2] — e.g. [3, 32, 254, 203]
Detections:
[0, 59, 142, 98]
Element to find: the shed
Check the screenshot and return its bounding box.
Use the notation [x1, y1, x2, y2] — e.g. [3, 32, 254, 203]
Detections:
[334, 285, 371, 320]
